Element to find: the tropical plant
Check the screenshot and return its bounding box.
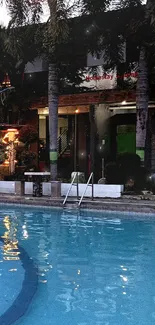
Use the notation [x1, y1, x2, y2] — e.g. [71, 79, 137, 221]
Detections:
[19, 124, 38, 148]
[0, 22, 39, 124]
[3, 0, 70, 180]
[17, 124, 38, 168]
[135, 0, 155, 166]
[4, 0, 115, 181]
[20, 150, 36, 167]
[115, 0, 155, 167]
[0, 143, 6, 164]
[83, 0, 155, 169]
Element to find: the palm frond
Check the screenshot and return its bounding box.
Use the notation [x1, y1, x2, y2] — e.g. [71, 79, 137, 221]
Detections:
[5, 0, 43, 26]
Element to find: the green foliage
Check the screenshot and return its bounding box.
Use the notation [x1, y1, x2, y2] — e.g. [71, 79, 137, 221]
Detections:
[105, 153, 148, 191]
[82, 0, 112, 13]
[0, 143, 6, 164]
[20, 150, 36, 166]
[19, 124, 38, 145]
[117, 152, 141, 169]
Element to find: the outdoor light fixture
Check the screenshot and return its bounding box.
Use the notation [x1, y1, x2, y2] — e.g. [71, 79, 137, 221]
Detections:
[2, 128, 19, 174]
[2, 73, 11, 88]
[75, 109, 79, 114]
[122, 100, 127, 105]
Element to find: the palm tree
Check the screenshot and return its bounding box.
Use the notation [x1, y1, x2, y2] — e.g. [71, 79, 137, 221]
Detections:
[43, 0, 69, 181]
[4, 0, 115, 181]
[84, 0, 155, 168]
[3, 0, 70, 180]
[136, 0, 155, 165]
[111, 0, 155, 166]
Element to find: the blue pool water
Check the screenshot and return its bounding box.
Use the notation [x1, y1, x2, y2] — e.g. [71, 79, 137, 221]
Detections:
[0, 207, 155, 325]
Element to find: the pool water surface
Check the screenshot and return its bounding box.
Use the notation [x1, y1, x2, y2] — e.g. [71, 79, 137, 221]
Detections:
[0, 207, 155, 325]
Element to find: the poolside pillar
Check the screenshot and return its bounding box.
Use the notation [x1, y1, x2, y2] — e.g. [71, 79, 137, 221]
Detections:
[51, 181, 61, 198]
[15, 181, 25, 196]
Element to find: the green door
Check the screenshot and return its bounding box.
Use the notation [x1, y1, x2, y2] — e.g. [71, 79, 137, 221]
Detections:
[117, 125, 136, 154]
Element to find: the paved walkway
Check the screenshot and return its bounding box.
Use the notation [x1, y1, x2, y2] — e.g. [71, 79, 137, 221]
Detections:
[0, 194, 155, 213]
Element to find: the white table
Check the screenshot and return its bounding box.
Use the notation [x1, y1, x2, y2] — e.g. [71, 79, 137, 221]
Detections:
[24, 172, 50, 176]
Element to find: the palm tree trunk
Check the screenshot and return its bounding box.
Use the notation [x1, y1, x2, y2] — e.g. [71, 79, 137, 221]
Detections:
[136, 0, 153, 166]
[136, 46, 149, 164]
[48, 63, 59, 181]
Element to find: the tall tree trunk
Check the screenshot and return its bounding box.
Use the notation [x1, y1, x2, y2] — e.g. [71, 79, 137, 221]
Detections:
[48, 63, 59, 180]
[136, 0, 153, 165]
[136, 46, 149, 164]
[89, 104, 97, 179]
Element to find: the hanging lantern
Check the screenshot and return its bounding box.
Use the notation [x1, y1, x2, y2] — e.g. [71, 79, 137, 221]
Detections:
[2, 73, 11, 88]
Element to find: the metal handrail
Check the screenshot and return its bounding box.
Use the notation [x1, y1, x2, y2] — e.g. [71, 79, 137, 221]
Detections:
[63, 172, 78, 206]
[78, 173, 94, 207]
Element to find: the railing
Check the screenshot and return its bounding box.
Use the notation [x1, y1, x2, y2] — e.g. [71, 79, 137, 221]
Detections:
[57, 128, 68, 157]
[78, 172, 94, 207]
[63, 172, 79, 206]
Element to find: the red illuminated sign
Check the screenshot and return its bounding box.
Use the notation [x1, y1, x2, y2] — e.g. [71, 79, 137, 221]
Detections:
[85, 72, 138, 82]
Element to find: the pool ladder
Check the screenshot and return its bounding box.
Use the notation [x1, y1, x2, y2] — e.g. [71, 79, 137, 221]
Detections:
[63, 172, 94, 208]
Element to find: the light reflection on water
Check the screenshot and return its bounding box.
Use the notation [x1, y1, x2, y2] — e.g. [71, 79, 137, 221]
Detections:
[0, 212, 24, 317]
[1, 215, 20, 261]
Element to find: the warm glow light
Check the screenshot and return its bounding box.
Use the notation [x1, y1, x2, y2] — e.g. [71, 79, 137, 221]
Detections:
[75, 109, 79, 114]
[122, 100, 127, 105]
[7, 129, 18, 133]
[4, 160, 9, 165]
[2, 128, 19, 172]
[3, 129, 19, 143]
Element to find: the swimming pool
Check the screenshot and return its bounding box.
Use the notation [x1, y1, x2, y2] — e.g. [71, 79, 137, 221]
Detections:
[0, 207, 155, 325]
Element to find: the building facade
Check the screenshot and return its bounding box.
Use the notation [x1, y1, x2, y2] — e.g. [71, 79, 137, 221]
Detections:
[21, 16, 155, 180]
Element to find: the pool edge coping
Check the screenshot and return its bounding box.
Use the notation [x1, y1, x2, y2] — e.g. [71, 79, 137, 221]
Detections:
[0, 196, 155, 214]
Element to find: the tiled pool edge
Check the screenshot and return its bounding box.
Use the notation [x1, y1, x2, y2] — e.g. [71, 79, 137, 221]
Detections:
[0, 195, 155, 214]
[0, 238, 38, 325]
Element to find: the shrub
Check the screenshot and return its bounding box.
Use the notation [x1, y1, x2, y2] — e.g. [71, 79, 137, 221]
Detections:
[20, 150, 36, 166]
[105, 162, 119, 184]
[19, 125, 38, 147]
[105, 153, 148, 191]
[117, 153, 141, 171]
